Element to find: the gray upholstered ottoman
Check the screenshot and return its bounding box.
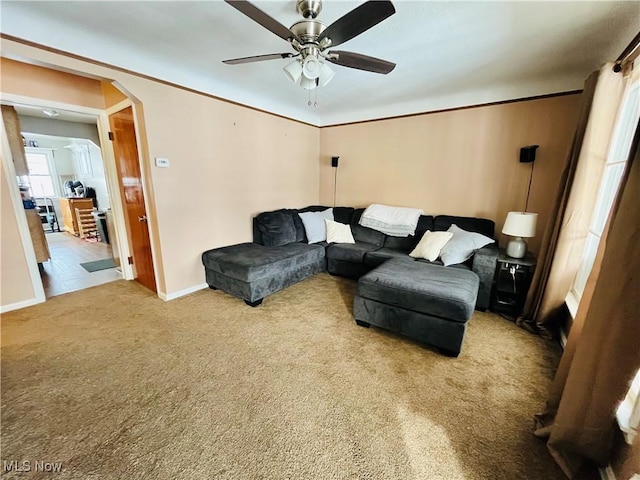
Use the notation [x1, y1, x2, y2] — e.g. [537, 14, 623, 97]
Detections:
[202, 242, 325, 306]
[353, 258, 479, 356]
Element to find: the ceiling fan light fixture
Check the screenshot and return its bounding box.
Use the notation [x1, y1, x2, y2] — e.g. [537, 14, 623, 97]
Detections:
[318, 62, 335, 87]
[223, 0, 397, 97]
[283, 60, 303, 83]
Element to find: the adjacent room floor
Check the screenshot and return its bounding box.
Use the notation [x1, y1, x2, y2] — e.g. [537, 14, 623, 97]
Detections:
[40, 231, 121, 297]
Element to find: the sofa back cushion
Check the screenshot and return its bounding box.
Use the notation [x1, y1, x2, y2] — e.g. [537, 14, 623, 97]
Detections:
[350, 208, 385, 246]
[255, 210, 298, 247]
[332, 207, 355, 224]
[383, 215, 434, 252]
[434, 215, 495, 239]
[254, 206, 354, 245]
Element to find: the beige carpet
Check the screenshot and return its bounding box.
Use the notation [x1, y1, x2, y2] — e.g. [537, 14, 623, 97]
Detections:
[1, 274, 565, 479]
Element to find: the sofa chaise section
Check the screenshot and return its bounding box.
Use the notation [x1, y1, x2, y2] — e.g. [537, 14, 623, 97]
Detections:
[202, 242, 325, 306]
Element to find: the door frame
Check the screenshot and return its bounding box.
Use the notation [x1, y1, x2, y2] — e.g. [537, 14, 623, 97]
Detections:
[0, 93, 142, 303]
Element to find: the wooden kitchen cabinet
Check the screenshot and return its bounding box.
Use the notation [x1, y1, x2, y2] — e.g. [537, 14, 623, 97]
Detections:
[59, 198, 95, 236]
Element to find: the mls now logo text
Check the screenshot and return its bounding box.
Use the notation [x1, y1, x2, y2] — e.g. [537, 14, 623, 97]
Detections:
[3, 460, 63, 473]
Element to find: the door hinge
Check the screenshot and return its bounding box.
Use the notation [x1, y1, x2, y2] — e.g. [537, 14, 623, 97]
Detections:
[108, 131, 114, 141]
[128, 256, 133, 265]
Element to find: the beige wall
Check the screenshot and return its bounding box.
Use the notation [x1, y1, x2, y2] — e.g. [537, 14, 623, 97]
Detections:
[133, 80, 320, 293]
[101, 81, 127, 108]
[0, 43, 320, 302]
[320, 95, 581, 254]
[0, 57, 104, 109]
[0, 39, 581, 304]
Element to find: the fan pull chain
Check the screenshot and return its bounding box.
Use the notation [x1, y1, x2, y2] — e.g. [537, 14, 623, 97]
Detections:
[307, 88, 318, 108]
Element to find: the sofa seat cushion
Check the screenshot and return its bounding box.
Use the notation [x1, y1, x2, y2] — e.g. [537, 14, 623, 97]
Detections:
[364, 247, 411, 268]
[202, 242, 325, 282]
[357, 259, 479, 322]
[326, 241, 380, 263]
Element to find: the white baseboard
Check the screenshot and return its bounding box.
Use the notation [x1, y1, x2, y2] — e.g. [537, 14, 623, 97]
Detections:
[600, 465, 617, 480]
[1, 296, 45, 314]
[158, 283, 208, 301]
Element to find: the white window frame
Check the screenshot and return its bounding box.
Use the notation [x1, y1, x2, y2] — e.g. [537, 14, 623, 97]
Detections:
[565, 80, 640, 317]
[24, 147, 61, 198]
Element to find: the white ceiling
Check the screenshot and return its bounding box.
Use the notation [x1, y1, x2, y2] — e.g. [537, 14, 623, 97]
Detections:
[1, 1, 638, 126]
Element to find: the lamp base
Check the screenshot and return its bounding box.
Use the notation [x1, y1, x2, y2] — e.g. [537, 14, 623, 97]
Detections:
[506, 237, 528, 259]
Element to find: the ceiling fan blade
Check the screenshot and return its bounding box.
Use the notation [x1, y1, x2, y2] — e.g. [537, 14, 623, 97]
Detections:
[318, 0, 395, 48]
[327, 51, 396, 74]
[225, 1, 301, 43]
[223, 53, 296, 65]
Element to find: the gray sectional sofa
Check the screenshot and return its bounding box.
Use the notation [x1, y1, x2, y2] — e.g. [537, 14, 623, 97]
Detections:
[201, 205, 499, 355]
[202, 205, 498, 308]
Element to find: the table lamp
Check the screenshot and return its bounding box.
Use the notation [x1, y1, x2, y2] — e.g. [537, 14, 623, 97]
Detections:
[502, 211, 537, 258]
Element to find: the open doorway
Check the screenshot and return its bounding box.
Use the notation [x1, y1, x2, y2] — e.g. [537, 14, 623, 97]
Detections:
[14, 105, 122, 297]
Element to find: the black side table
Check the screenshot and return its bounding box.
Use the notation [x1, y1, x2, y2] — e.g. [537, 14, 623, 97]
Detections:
[491, 249, 537, 319]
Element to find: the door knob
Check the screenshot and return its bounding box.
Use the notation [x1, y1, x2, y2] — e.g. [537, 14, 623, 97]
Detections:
[138, 215, 147, 222]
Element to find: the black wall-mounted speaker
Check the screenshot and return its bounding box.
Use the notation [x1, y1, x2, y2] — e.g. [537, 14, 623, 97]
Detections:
[331, 156, 339, 168]
[520, 145, 539, 163]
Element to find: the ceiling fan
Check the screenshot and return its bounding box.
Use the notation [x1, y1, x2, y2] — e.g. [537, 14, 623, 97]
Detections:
[222, 0, 396, 90]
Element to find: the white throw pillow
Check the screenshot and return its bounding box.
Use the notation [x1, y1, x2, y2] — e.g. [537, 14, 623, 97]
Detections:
[325, 219, 355, 244]
[409, 230, 453, 261]
[439, 224, 494, 266]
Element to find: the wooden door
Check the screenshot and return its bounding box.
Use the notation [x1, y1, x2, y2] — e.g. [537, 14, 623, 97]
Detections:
[109, 106, 156, 292]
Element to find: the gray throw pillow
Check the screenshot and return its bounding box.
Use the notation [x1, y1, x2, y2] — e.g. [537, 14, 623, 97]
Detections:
[298, 208, 334, 243]
[440, 224, 494, 266]
[257, 211, 297, 247]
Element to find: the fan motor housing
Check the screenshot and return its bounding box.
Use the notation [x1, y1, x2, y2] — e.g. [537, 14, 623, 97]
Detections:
[290, 20, 326, 44]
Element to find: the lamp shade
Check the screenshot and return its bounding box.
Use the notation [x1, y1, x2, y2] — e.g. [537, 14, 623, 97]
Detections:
[300, 76, 317, 90]
[302, 56, 322, 79]
[502, 211, 538, 238]
[318, 62, 335, 87]
[283, 60, 302, 83]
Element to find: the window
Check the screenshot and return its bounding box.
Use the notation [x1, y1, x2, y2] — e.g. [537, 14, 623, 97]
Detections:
[566, 81, 640, 317]
[25, 148, 59, 198]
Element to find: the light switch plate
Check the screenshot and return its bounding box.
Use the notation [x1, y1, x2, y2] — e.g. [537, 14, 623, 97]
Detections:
[155, 157, 170, 168]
